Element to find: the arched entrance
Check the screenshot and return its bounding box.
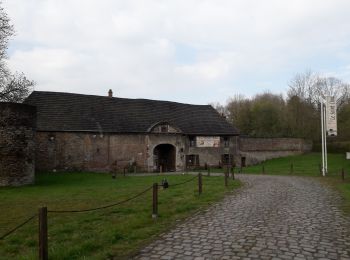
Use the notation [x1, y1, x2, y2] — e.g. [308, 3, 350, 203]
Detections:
[153, 144, 176, 172]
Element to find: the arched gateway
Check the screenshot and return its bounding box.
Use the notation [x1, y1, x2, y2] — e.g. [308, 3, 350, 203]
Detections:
[153, 144, 176, 172]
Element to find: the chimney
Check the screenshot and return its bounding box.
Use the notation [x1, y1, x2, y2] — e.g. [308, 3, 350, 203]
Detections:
[108, 89, 113, 97]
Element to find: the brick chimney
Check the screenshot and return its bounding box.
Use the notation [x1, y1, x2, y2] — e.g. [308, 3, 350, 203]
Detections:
[108, 89, 113, 97]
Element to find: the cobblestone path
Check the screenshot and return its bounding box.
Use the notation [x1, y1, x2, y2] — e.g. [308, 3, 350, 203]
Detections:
[134, 175, 350, 260]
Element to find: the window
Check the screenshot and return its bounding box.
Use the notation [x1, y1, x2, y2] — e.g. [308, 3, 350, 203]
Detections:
[160, 125, 168, 133]
[221, 154, 233, 165]
[186, 154, 199, 167]
[189, 136, 196, 147]
[223, 137, 229, 147]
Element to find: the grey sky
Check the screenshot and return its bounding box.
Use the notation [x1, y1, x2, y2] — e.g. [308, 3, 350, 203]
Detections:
[4, 0, 350, 104]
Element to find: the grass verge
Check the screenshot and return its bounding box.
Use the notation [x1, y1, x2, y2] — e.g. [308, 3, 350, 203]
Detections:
[0, 172, 240, 260]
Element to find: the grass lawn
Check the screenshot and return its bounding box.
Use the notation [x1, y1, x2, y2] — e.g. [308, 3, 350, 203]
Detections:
[0, 172, 240, 260]
[199, 153, 350, 177]
[243, 152, 350, 177]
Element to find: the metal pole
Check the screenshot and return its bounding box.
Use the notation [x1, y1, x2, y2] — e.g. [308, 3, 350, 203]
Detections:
[324, 104, 328, 174]
[321, 101, 325, 177]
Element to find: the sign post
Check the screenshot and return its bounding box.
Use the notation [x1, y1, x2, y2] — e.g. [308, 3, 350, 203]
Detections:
[321, 96, 338, 176]
[321, 100, 326, 176]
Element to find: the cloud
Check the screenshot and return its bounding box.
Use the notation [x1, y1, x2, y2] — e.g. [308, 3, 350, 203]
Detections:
[3, 0, 350, 104]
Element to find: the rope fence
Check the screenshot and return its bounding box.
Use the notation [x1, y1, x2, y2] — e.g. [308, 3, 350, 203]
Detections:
[48, 185, 153, 213]
[0, 172, 235, 260]
[0, 214, 37, 241]
[165, 175, 198, 187]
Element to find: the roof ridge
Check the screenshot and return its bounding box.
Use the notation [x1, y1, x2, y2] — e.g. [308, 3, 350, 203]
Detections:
[29, 91, 211, 107]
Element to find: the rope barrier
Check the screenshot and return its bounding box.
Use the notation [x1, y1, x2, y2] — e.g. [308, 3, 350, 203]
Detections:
[166, 175, 198, 187]
[0, 175, 199, 242]
[0, 214, 37, 241]
[48, 185, 153, 213]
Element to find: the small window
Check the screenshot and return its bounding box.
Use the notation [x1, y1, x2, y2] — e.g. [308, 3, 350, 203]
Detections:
[186, 154, 199, 167]
[189, 136, 196, 147]
[223, 137, 229, 147]
[222, 154, 233, 165]
[160, 125, 168, 133]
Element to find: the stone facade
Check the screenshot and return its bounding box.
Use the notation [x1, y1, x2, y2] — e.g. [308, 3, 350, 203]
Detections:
[0, 103, 36, 186]
[35, 133, 313, 172]
[34, 131, 239, 172]
[239, 137, 312, 166]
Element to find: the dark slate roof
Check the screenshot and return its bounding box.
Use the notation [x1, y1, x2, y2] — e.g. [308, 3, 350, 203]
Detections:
[24, 91, 239, 135]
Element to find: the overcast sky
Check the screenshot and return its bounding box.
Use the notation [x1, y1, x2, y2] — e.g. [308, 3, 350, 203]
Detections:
[4, 0, 350, 104]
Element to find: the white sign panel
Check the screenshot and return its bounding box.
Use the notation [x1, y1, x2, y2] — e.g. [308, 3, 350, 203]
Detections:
[347, 152, 350, 160]
[196, 136, 220, 147]
[326, 96, 337, 136]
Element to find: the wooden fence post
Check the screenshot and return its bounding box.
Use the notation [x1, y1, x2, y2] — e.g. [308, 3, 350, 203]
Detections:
[224, 172, 228, 187]
[207, 167, 210, 177]
[342, 168, 345, 181]
[160, 165, 162, 174]
[38, 207, 48, 260]
[152, 183, 158, 219]
[262, 165, 265, 174]
[290, 163, 294, 174]
[198, 173, 202, 195]
[231, 166, 235, 180]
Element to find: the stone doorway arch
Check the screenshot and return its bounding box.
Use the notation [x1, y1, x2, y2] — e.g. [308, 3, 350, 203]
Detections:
[153, 144, 176, 172]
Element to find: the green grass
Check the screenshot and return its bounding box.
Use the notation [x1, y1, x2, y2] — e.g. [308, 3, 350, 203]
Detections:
[198, 153, 350, 177]
[0, 172, 240, 260]
[244, 153, 350, 176]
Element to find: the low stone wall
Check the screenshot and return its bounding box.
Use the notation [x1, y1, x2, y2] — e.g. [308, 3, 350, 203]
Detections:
[0, 102, 36, 186]
[239, 137, 312, 166]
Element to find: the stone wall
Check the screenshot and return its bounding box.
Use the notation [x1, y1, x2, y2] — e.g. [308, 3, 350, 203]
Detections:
[0, 103, 36, 186]
[239, 137, 312, 166]
[35, 132, 148, 172]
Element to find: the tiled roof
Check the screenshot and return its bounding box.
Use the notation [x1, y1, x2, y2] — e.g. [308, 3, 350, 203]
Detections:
[24, 91, 239, 135]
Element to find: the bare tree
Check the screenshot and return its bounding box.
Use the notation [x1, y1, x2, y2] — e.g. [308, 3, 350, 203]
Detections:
[315, 76, 350, 108]
[287, 70, 319, 106]
[288, 70, 350, 108]
[0, 2, 34, 102]
[209, 101, 228, 117]
[0, 72, 34, 102]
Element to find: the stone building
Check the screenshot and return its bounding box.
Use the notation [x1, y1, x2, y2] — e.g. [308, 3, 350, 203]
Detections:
[24, 90, 240, 172]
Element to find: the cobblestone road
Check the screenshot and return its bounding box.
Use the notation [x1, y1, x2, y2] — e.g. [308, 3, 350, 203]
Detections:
[134, 175, 350, 260]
